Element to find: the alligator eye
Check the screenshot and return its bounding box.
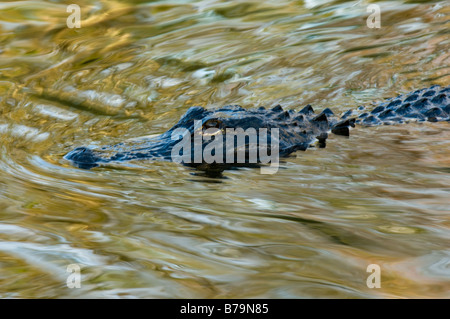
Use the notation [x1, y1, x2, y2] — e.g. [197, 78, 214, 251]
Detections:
[203, 119, 223, 129]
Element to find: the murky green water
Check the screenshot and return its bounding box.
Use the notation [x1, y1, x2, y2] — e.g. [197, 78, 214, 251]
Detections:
[0, 0, 449, 298]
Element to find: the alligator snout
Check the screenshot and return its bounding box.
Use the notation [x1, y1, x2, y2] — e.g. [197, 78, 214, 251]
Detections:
[64, 146, 102, 169]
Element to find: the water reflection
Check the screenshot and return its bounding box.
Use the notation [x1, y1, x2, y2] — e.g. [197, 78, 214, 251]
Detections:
[0, 0, 449, 298]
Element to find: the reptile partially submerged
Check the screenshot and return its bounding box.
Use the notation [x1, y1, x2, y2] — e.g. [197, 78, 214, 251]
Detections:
[65, 85, 449, 172]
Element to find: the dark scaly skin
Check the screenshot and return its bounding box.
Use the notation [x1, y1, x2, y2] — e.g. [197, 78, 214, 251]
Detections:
[65, 85, 450, 170]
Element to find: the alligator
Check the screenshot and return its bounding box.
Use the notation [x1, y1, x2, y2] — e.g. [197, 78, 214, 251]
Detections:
[65, 85, 450, 173]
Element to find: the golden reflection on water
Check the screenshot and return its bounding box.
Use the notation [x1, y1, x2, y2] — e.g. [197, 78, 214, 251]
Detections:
[0, 0, 449, 298]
